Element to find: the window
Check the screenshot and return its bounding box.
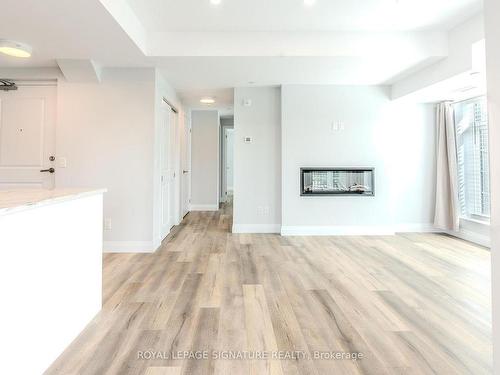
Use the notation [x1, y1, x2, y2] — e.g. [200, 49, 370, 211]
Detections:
[454, 96, 490, 220]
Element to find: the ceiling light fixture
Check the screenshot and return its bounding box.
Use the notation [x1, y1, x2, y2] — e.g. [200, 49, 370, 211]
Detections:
[0, 40, 32, 58]
[210, 0, 221, 5]
[304, 0, 316, 6]
[200, 97, 216, 104]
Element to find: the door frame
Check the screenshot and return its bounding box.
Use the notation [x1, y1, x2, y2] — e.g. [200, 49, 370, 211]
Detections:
[181, 111, 191, 217]
[219, 118, 234, 203]
[159, 102, 172, 240]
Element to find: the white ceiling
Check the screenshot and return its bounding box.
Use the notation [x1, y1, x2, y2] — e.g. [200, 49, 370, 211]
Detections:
[127, 0, 482, 32]
[0, 0, 147, 68]
[0, 0, 484, 109]
[157, 56, 442, 90]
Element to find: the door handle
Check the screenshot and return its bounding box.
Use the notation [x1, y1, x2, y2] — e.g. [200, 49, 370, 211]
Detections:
[40, 168, 55, 173]
[183, 170, 190, 174]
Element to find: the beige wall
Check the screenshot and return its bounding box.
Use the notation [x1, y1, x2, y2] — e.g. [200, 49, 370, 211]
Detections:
[191, 110, 219, 210]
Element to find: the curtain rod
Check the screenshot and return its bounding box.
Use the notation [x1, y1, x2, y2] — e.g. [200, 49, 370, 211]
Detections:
[452, 94, 486, 105]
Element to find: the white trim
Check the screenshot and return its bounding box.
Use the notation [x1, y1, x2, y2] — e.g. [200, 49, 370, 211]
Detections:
[103, 241, 159, 253]
[461, 216, 491, 226]
[281, 226, 395, 236]
[232, 224, 281, 234]
[393, 224, 441, 233]
[281, 223, 438, 236]
[445, 229, 491, 247]
[189, 204, 219, 211]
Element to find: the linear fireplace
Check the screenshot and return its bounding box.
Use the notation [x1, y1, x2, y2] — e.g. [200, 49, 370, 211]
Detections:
[300, 167, 375, 196]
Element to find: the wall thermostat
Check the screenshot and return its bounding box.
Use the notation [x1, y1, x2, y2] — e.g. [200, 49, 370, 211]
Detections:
[244, 136, 252, 143]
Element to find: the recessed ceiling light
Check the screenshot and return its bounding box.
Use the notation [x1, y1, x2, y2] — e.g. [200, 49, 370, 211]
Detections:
[0, 40, 32, 58]
[200, 97, 216, 104]
[210, 0, 221, 5]
[304, 0, 315, 6]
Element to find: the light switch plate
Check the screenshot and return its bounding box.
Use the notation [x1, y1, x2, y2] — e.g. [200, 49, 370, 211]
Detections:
[104, 218, 112, 231]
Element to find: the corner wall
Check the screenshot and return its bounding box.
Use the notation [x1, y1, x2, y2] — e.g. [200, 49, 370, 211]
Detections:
[56, 68, 182, 252]
[233, 87, 282, 233]
[56, 68, 157, 252]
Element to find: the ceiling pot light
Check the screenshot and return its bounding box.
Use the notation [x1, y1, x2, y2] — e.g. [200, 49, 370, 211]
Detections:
[0, 40, 32, 58]
[304, 0, 316, 6]
[200, 97, 216, 104]
[210, 0, 221, 5]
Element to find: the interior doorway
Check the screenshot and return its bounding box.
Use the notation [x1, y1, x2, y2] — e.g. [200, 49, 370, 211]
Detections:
[220, 116, 234, 203]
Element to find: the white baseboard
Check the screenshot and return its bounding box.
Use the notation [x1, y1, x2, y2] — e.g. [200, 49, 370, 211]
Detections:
[393, 224, 441, 233]
[189, 204, 219, 211]
[281, 225, 396, 236]
[281, 223, 438, 236]
[103, 241, 158, 253]
[445, 229, 491, 247]
[232, 224, 281, 234]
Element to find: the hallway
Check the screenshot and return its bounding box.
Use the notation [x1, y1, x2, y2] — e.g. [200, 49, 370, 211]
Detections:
[47, 204, 491, 375]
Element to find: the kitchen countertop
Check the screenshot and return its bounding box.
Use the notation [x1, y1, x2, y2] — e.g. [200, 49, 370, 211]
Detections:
[0, 188, 106, 216]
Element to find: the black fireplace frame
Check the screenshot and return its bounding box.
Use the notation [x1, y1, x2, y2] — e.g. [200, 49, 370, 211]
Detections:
[300, 167, 375, 196]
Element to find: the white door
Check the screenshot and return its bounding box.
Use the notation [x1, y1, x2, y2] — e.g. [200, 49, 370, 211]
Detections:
[0, 85, 57, 189]
[160, 105, 172, 239]
[169, 109, 178, 226]
[181, 113, 191, 217]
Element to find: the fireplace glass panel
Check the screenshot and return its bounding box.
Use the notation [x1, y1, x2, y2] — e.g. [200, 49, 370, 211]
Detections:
[301, 168, 374, 196]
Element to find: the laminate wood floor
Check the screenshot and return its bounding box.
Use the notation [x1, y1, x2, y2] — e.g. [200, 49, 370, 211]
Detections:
[46, 203, 492, 375]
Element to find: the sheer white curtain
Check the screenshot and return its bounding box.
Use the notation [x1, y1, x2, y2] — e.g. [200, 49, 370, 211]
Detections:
[434, 102, 460, 231]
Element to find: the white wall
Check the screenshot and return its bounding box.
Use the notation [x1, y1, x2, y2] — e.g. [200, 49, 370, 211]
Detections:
[191, 110, 220, 210]
[392, 14, 484, 99]
[484, 1, 500, 372]
[281, 85, 436, 234]
[233, 87, 281, 233]
[57, 68, 182, 252]
[56, 68, 156, 251]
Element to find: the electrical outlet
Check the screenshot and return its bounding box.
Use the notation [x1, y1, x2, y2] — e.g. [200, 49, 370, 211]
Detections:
[104, 218, 112, 231]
